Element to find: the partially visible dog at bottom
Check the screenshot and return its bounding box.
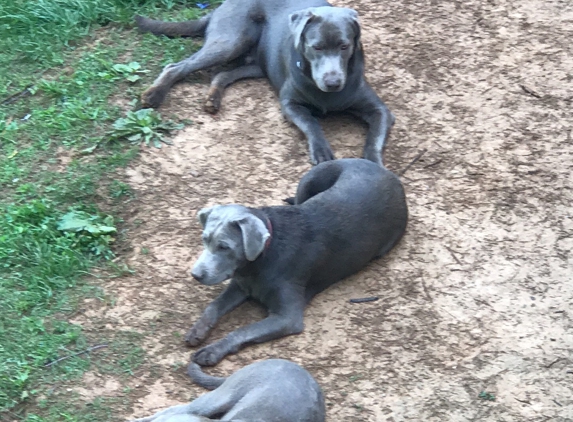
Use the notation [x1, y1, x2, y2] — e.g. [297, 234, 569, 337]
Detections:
[129, 359, 325, 422]
[187, 158, 408, 366]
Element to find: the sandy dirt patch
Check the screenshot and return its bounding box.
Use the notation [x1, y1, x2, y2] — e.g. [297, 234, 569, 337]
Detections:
[72, 0, 572, 420]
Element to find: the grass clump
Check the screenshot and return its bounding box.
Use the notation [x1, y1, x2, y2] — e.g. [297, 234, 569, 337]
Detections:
[0, 0, 201, 74]
[0, 200, 116, 411]
[0, 0, 219, 419]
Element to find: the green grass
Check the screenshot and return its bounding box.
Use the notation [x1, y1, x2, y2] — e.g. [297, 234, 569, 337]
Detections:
[0, 0, 217, 419]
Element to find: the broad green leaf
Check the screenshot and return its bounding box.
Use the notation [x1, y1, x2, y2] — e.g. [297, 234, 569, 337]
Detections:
[57, 212, 92, 232]
[84, 225, 116, 235]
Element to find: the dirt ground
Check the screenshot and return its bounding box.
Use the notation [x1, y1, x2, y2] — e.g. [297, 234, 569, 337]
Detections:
[71, 0, 572, 420]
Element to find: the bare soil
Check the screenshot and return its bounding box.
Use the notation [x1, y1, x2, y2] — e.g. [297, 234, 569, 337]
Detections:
[71, 0, 573, 420]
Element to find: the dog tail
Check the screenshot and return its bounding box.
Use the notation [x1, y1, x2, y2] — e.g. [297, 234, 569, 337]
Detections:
[187, 362, 227, 390]
[134, 14, 211, 38]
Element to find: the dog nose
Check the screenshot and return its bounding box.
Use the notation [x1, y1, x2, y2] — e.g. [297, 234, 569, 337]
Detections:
[191, 271, 204, 282]
[324, 77, 342, 91]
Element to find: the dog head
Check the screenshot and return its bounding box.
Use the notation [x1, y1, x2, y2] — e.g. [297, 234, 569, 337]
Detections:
[289, 6, 360, 93]
[191, 205, 271, 285]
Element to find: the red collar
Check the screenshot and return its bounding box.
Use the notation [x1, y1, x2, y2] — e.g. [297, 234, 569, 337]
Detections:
[264, 217, 273, 250]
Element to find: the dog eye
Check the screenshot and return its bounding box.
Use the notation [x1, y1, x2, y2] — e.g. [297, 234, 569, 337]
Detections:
[340, 44, 349, 50]
[217, 244, 230, 251]
[312, 45, 323, 51]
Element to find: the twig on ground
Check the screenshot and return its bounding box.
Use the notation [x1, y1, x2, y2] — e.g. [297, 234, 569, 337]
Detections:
[349, 296, 379, 304]
[445, 245, 463, 266]
[44, 344, 108, 367]
[1, 85, 34, 106]
[421, 277, 433, 302]
[519, 84, 542, 99]
[423, 158, 443, 169]
[4, 410, 25, 421]
[474, 298, 495, 309]
[398, 149, 427, 176]
[545, 357, 563, 368]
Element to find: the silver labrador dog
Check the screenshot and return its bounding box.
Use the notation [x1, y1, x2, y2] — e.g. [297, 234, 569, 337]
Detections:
[130, 359, 325, 422]
[187, 158, 408, 366]
[135, 0, 394, 165]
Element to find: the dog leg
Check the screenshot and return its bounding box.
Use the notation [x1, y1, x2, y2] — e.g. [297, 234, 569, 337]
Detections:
[130, 389, 235, 421]
[193, 291, 305, 366]
[350, 87, 395, 166]
[280, 98, 335, 165]
[142, 42, 254, 108]
[204, 64, 265, 114]
[185, 281, 247, 346]
[142, 8, 263, 108]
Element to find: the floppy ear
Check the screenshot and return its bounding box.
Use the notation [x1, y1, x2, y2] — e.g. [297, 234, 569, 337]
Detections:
[342, 8, 361, 51]
[289, 8, 317, 50]
[235, 214, 270, 261]
[197, 206, 215, 228]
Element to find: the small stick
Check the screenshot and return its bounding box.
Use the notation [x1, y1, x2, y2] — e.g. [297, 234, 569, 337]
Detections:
[423, 158, 443, 169]
[44, 344, 108, 367]
[1, 85, 33, 106]
[546, 358, 562, 368]
[519, 84, 542, 99]
[421, 277, 433, 302]
[4, 410, 24, 421]
[398, 149, 427, 176]
[553, 399, 563, 407]
[349, 296, 379, 304]
[445, 245, 463, 266]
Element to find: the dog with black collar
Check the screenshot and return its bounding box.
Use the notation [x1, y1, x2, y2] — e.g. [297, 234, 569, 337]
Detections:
[135, 0, 395, 166]
[186, 158, 408, 367]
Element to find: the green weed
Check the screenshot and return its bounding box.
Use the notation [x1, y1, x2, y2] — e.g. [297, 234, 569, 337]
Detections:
[109, 180, 133, 199]
[478, 391, 496, 401]
[56, 210, 117, 259]
[100, 62, 150, 83]
[107, 108, 185, 148]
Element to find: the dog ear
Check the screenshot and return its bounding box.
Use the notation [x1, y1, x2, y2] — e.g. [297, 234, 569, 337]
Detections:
[197, 206, 215, 228]
[235, 214, 270, 261]
[289, 8, 316, 50]
[343, 8, 361, 51]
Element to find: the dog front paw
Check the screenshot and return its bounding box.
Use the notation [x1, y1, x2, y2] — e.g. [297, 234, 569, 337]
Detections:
[311, 145, 335, 165]
[185, 321, 211, 347]
[204, 88, 222, 114]
[192, 342, 228, 366]
[141, 86, 168, 109]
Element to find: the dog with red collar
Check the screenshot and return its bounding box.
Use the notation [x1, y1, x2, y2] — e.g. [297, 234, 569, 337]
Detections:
[188, 158, 408, 367]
